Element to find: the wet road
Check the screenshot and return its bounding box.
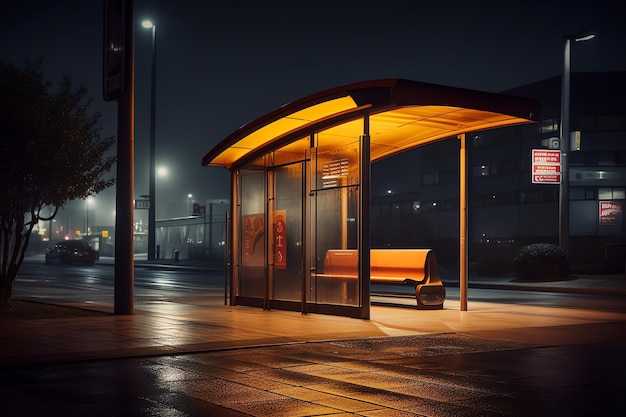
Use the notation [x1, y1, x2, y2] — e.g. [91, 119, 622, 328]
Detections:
[17, 256, 626, 312]
[2, 332, 624, 416]
[15, 256, 225, 303]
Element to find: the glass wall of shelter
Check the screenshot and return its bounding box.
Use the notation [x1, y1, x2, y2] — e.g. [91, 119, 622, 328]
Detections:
[233, 119, 371, 318]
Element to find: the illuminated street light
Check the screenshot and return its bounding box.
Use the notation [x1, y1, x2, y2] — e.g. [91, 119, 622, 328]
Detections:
[142, 19, 157, 260]
[559, 31, 595, 256]
[157, 165, 168, 178]
[187, 193, 193, 214]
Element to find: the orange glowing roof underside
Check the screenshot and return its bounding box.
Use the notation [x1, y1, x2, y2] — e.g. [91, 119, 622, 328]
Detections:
[202, 79, 540, 169]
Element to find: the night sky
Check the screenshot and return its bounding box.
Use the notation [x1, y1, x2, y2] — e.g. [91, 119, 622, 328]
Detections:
[1, 0, 625, 223]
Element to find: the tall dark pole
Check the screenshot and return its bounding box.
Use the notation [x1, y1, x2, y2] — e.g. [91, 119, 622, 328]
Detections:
[112, 0, 135, 315]
[559, 32, 594, 258]
[559, 36, 571, 257]
[147, 22, 156, 260]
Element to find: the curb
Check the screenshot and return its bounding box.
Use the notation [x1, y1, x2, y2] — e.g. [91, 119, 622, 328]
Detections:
[442, 281, 626, 297]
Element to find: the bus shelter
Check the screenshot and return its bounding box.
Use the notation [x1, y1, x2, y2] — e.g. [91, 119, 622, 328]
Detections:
[202, 79, 539, 319]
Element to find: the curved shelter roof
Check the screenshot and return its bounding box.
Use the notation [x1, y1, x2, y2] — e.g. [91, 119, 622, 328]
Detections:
[202, 78, 539, 170]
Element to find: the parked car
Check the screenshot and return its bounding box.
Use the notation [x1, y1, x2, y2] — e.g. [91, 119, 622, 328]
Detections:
[45, 240, 97, 265]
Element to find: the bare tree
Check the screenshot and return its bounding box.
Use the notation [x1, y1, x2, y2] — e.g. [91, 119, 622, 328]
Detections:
[0, 59, 116, 305]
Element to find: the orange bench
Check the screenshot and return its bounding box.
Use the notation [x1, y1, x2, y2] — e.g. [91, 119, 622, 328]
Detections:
[320, 248, 446, 309]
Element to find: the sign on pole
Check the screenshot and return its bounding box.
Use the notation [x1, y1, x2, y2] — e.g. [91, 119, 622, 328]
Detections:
[103, 0, 126, 101]
[531, 149, 561, 184]
[134, 199, 150, 209]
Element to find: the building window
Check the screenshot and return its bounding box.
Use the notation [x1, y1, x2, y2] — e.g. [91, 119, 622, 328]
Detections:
[472, 130, 506, 148]
[423, 169, 456, 185]
[472, 160, 520, 178]
[585, 152, 599, 166]
[472, 191, 519, 207]
[497, 159, 519, 175]
[520, 191, 539, 204]
[597, 115, 626, 131]
[541, 119, 559, 134]
[519, 188, 558, 204]
[439, 169, 456, 183]
[571, 187, 598, 200]
[599, 187, 626, 200]
[599, 151, 619, 166]
[571, 187, 584, 200]
[473, 164, 490, 177]
[423, 172, 438, 185]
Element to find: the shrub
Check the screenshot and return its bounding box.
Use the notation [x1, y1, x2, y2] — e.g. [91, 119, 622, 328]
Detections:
[513, 243, 569, 280]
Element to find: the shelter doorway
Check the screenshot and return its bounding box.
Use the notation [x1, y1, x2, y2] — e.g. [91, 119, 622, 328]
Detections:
[268, 161, 305, 305]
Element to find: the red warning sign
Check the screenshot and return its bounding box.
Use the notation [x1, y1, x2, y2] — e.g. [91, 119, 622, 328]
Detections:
[532, 149, 561, 184]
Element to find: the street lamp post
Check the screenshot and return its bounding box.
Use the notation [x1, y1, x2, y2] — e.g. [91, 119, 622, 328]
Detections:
[187, 193, 193, 214]
[559, 31, 594, 257]
[85, 196, 93, 236]
[142, 20, 157, 260]
[85, 198, 88, 236]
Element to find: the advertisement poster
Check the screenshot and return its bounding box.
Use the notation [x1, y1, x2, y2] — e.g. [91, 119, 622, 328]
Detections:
[243, 213, 264, 266]
[273, 210, 287, 270]
[600, 201, 623, 224]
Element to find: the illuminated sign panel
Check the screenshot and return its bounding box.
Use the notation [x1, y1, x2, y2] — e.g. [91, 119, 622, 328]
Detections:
[532, 149, 561, 184]
[322, 158, 349, 188]
[600, 201, 623, 224]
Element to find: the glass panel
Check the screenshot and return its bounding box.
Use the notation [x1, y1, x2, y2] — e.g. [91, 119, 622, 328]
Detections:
[313, 186, 359, 305]
[273, 136, 310, 165]
[271, 163, 304, 302]
[311, 133, 361, 306]
[239, 169, 266, 298]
